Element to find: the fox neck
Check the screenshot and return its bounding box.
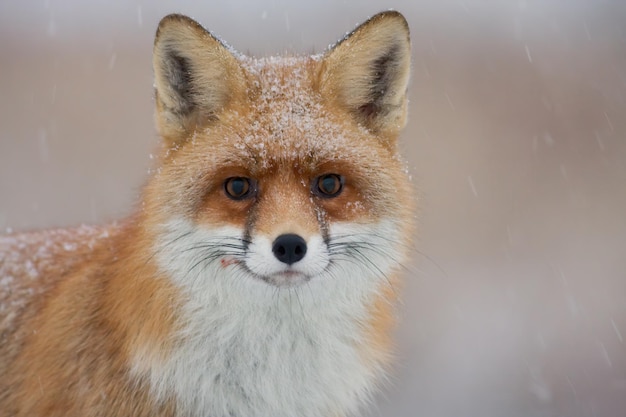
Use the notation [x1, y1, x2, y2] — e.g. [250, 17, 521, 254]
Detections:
[127, 217, 391, 417]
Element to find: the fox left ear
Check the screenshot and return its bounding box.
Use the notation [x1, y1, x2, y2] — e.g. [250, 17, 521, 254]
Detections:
[153, 14, 247, 143]
[319, 11, 411, 140]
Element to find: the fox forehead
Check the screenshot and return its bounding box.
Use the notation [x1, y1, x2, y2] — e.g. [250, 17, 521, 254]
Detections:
[183, 56, 388, 174]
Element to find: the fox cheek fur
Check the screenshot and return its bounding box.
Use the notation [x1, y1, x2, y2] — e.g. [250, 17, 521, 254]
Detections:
[0, 11, 414, 417]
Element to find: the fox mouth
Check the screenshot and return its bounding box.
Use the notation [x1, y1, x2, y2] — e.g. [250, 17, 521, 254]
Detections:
[270, 269, 312, 285]
[253, 267, 312, 288]
[274, 269, 300, 278]
[219, 255, 313, 287]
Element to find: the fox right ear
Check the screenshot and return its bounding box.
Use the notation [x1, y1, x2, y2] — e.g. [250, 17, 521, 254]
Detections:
[319, 11, 411, 141]
[153, 14, 246, 141]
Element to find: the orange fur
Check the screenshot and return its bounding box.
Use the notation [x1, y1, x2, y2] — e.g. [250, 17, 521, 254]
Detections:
[0, 221, 180, 416]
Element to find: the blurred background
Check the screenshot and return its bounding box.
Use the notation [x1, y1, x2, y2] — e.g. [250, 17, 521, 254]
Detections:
[1, 1, 625, 416]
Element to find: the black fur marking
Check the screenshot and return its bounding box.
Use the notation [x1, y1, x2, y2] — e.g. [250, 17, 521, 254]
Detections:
[357, 44, 403, 123]
[242, 198, 259, 251]
[366, 44, 401, 115]
[358, 102, 380, 120]
[163, 50, 194, 115]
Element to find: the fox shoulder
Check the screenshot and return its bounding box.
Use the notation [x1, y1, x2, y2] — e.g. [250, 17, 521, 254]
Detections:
[0, 226, 113, 378]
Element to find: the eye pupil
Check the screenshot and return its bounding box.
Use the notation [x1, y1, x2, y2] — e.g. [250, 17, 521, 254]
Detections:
[230, 179, 245, 195]
[321, 177, 337, 193]
[316, 174, 343, 197]
[225, 177, 251, 200]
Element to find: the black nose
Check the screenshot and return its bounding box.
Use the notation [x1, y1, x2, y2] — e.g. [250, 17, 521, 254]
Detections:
[272, 234, 307, 265]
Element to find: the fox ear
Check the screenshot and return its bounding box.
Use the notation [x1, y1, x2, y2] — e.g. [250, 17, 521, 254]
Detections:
[319, 11, 411, 138]
[153, 14, 246, 141]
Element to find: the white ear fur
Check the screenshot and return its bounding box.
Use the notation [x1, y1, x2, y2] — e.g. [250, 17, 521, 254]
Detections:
[320, 11, 411, 137]
[153, 14, 246, 139]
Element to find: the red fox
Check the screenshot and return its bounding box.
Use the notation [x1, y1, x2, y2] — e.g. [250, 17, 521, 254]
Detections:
[0, 11, 414, 417]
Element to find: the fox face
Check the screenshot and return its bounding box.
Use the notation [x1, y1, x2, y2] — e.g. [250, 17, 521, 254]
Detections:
[148, 13, 413, 290]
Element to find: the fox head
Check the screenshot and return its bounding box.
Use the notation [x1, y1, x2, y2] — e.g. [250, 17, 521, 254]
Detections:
[145, 12, 413, 292]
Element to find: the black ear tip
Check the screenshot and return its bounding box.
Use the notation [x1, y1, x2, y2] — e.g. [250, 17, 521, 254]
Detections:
[369, 10, 409, 32]
[155, 14, 205, 42]
[156, 13, 187, 31]
[159, 13, 189, 22]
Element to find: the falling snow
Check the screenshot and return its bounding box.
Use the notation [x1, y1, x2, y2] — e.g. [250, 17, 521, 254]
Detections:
[610, 318, 623, 343]
[467, 175, 478, 197]
[524, 44, 533, 63]
[137, 5, 143, 27]
[108, 53, 117, 71]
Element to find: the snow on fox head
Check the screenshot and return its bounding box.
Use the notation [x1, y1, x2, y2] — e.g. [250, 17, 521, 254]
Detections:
[146, 12, 414, 293]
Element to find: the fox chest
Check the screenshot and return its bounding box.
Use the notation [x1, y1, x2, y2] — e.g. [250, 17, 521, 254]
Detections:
[139, 303, 376, 417]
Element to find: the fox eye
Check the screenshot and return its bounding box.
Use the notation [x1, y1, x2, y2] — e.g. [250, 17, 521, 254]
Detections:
[224, 177, 253, 200]
[314, 174, 343, 198]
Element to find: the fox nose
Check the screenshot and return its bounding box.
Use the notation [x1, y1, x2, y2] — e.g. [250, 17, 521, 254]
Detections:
[272, 234, 307, 265]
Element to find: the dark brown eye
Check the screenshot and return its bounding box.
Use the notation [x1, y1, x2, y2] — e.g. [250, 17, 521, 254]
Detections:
[314, 174, 343, 198]
[224, 177, 252, 200]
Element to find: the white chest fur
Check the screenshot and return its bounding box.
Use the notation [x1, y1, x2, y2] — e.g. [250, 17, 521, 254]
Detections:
[139, 220, 396, 417]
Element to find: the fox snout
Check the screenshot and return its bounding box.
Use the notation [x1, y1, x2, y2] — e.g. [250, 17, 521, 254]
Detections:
[243, 229, 329, 288]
